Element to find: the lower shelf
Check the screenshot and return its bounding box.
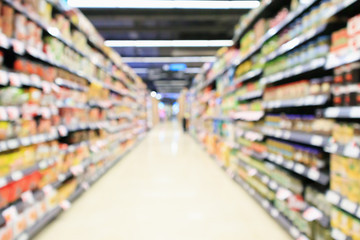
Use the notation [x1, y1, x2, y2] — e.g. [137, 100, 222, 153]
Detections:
[15, 135, 145, 240]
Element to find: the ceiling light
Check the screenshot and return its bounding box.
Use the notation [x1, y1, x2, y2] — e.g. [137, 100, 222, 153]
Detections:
[133, 68, 149, 74]
[68, 0, 260, 9]
[122, 56, 216, 63]
[185, 68, 201, 74]
[105, 40, 233, 48]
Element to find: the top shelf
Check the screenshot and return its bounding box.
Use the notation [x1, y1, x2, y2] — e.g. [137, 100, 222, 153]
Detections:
[232, 0, 318, 67]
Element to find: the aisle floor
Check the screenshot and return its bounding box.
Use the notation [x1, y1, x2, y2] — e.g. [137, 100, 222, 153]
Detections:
[36, 121, 291, 240]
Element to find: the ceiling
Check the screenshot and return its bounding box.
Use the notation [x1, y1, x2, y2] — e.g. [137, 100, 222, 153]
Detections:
[78, 3, 250, 95]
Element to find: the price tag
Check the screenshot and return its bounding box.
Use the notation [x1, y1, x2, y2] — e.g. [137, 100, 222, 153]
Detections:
[248, 168, 257, 177]
[275, 129, 282, 138]
[344, 144, 360, 158]
[42, 81, 52, 94]
[0, 141, 7, 152]
[262, 200, 270, 209]
[269, 181, 278, 190]
[7, 139, 19, 150]
[0, 178, 7, 188]
[19, 74, 30, 85]
[39, 160, 48, 169]
[31, 135, 40, 144]
[20, 137, 31, 146]
[269, 154, 276, 162]
[340, 198, 357, 214]
[0, 107, 8, 121]
[43, 185, 56, 196]
[276, 154, 284, 164]
[38, 134, 46, 143]
[270, 208, 279, 217]
[58, 125, 68, 137]
[0, 34, 9, 48]
[249, 188, 255, 196]
[0, 70, 9, 85]
[7, 107, 20, 120]
[305, 95, 316, 105]
[276, 187, 292, 201]
[58, 174, 66, 182]
[282, 131, 291, 140]
[9, 73, 21, 87]
[294, 163, 305, 174]
[303, 206, 323, 222]
[2, 206, 18, 223]
[60, 200, 71, 210]
[70, 165, 84, 176]
[261, 175, 270, 184]
[326, 142, 338, 153]
[11, 171, 23, 181]
[326, 191, 341, 205]
[331, 228, 347, 240]
[350, 107, 360, 118]
[290, 227, 300, 238]
[284, 160, 294, 169]
[81, 182, 90, 190]
[310, 135, 324, 147]
[21, 191, 35, 204]
[12, 40, 25, 55]
[17, 233, 29, 240]
[308, 169, 320, 181]
[356, 207, 360, 219]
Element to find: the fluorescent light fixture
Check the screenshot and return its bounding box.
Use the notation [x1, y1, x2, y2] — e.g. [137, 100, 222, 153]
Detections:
[105, 40, 233, 48]
[122, 56, 216, 63]
[155, 80, 188, 86]
[133, 68, 149, 74]
[151, 91, 157, 97]
[185, 68, 201, 74]
[68, 0, 260, 9]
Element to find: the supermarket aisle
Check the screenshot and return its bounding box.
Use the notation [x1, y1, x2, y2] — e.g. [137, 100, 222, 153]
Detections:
[36, 121, 290, 240]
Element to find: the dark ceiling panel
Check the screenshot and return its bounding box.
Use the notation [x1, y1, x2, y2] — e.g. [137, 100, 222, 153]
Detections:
[79, 5, 249, 92]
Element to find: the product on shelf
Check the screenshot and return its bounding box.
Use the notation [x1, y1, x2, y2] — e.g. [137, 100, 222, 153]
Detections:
[264, 114, 334, 136]
[267, 138, 327, 169]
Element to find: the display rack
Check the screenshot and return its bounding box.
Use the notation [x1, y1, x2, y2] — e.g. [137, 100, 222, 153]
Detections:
[190, 0, 360, 239]
[0, 0, 150, 239]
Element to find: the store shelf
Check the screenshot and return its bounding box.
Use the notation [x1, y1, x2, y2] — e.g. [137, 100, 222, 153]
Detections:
[238, 89, 264, 101]
[231, 111, 264, 121]
[325, 50, 360, 69]
[265, 24, 328, 62]
[331, 228, 352, 240]
[324, 141, 360, 159]
[197, 67, 230, 91]
[324, 107, 360, 119]
[15, 135, 145, 240]
[233, 69, 263, 85]
[232, 1, 271, 44]
[266, 153, 329, 185]
[233, 0, 318, 67]
[261, 58, 326, 85]
[237, 128, 264, 142]
[54, 78, 88, 92]
[0, 157, 57, 189]
[0, 130, 60, 153]
[261, 127, 330, 147]
[326, 191, 360, 219]
[262, 94, 329, 109]
[231, 174, 309, 240]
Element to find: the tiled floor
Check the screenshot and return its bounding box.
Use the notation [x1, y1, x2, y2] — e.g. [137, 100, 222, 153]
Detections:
[35, 121, 291, 240]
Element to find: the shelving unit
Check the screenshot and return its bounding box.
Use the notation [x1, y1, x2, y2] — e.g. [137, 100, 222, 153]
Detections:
[190, 0, 360, 239]
[0, 0, 150, 239]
